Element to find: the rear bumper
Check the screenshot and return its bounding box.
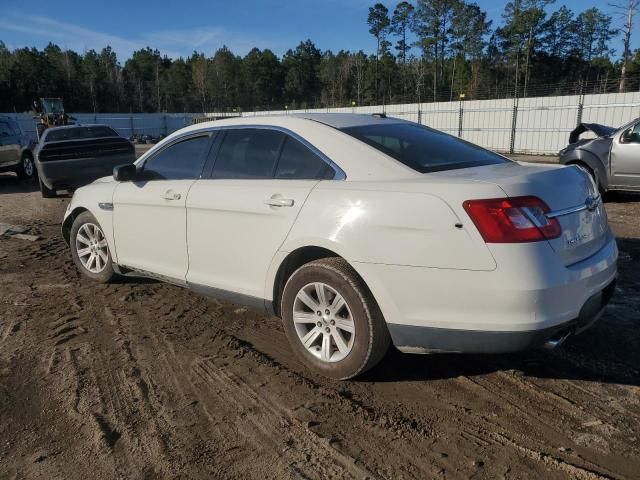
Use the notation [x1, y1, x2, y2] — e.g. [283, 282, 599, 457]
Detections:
[36, 155, 134, 190]
[388, 278, 616, 353]
[353, 233, 618, 354]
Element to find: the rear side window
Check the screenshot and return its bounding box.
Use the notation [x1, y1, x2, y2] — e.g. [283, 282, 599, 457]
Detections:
[213, 129, 285, 179]
[142, 135, 210, 180]
[275, 137, 334, 180]
[341, 123, 508, 173]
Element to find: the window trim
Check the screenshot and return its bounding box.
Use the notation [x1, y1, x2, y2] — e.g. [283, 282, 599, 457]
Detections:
[138, 131, 216, 180]
[205, 125, 346, 180]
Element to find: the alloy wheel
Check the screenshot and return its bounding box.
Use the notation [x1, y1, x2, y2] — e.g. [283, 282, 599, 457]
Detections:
[75, 223, 109, 273]
[23, 157, 34, 177]
[293, 282, 355, 362]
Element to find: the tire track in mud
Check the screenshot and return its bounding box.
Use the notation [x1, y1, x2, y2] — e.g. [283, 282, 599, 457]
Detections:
[210, 334, 461, 479]
[111, 280, 448, 478]
[0, 318, 20, 344]
[220, 327, 638, 479]
[4, 214, 640, 479]
[192, 358, 374, 480]
[454, 370, 639, 474]
[126, 290, 379, 479]
[40, 296, 174, 479]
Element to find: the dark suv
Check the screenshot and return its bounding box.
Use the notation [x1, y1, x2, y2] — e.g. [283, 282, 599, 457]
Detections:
[0, 116, 35, 180]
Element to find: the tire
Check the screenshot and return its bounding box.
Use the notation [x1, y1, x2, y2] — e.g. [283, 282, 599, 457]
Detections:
[281, 257, 390, 380]
[39, 177, 57, 198]
[16, 154, 35, 181]
[69, 212, 117, 283]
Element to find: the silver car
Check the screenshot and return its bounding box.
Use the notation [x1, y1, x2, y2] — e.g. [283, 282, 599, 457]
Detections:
[559, 118, 640, 193]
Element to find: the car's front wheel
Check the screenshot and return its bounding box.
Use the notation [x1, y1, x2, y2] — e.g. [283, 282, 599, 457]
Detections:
[70, 212, 117, 283]
[281, 257, 390, 380]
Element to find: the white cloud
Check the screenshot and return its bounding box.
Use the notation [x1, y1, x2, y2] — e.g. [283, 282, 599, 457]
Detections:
[0, 13, 285, 60]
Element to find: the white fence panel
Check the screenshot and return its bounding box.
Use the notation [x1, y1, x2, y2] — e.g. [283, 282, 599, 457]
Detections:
[228, 91, 640, 155]
[6, 92, 637, 154]
[461, 98, 514, 152]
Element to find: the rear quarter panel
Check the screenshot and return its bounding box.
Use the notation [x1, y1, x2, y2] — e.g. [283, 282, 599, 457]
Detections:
[280, 181, 497, 271]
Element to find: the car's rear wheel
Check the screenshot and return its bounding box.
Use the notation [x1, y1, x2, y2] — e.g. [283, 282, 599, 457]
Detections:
[281, 257, 390, 380]
[39, 177, 57, 198]
[70, 212, 116, 283]
[16, 154, 35, 180]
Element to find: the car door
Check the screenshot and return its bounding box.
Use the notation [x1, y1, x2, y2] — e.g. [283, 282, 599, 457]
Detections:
[112, 132, 214, 282]
[186, 127, 337, 302]
[610, 120, 640, 188]
[0, 120, 20, 168]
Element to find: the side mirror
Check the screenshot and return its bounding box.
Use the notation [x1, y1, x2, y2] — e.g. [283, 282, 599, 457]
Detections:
[622, 127, 640, 144]
[113, 163, 137, 182]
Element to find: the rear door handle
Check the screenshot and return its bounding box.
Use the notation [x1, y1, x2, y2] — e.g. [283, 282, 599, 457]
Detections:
[160, 190, 181, 201]
[264, 197, 294, 207]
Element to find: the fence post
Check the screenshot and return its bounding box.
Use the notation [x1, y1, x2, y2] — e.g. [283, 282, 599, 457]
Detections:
[509, 96, 519, 154]
[576, 81, 585, 126]
[130, 115, 135, 138]
[417, 106, 422, 125]
[458, 96, 464, 138]
[163, 114, 168, 136]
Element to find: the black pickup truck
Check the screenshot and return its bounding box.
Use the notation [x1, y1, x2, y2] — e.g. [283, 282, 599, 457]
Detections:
[34, 124, 135, 198]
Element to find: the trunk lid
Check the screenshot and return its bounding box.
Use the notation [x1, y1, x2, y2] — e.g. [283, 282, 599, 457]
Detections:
[436, 162, 609, 266]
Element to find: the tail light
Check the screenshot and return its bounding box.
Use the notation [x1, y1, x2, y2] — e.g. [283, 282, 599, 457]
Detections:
[463, 196, 561, 243]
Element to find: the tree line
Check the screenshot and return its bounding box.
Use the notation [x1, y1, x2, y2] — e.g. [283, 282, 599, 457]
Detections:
[0, 0, 639, 113]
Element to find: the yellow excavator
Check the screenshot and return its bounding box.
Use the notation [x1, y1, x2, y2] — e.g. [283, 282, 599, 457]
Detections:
[33, 98, 75, 139]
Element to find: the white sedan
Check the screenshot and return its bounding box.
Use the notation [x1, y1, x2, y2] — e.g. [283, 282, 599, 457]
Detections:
[62, 114, 618, 379]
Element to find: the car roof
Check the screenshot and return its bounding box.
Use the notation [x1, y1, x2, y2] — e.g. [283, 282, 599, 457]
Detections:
[181, 113, 405, 133]
[291, 113, 405, 128]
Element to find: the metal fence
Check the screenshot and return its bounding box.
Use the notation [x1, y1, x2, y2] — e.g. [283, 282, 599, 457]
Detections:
[236, 91, 640, 155]
[0, 113, 200, 141]
[3, 91, 639, 154]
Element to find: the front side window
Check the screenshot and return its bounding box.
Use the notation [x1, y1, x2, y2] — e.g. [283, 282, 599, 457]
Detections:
[341, 122, 509, 173]
[275, 136, 334, 179]
[622, 122, 640, 144]
[142, 135, 210, 180]
[212, 128, 285, 179]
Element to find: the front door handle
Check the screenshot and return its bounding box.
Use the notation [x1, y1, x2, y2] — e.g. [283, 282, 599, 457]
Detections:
[264, 197, 294, 207]
[161, 190, 181, 201]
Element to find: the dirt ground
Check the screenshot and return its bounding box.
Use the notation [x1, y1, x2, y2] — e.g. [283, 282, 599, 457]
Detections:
[1, 164, 639, 480]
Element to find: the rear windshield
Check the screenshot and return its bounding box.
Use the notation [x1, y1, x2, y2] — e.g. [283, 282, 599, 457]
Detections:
[341, 122, 508, 173]
[45, 126, 119, 142]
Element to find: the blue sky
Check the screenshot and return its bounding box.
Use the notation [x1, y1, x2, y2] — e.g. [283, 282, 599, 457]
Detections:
[0, 0, 636, 61]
